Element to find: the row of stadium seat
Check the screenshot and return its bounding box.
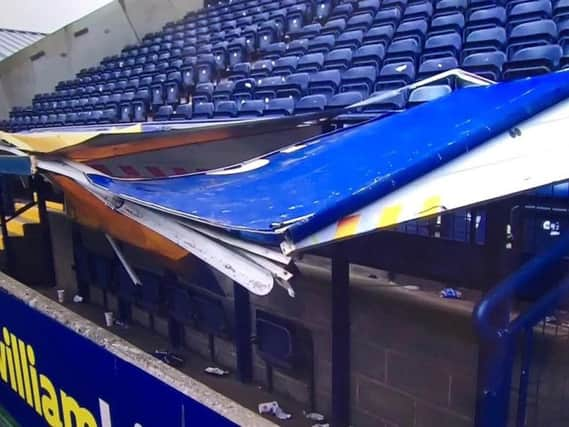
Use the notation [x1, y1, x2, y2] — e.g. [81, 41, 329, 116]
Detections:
[4, 0, 569, 131]
[4, 84, 451, 127]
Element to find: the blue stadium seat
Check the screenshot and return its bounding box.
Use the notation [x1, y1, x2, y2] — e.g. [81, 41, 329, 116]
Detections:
[228, 62, 251, 80]
[290, 23, 322, 40]
[255, 76, 286, 100]
[172, 103, 193, 120]
[376, 61, 416, 88]
[133, 102, 148, 122]
[258, 20, 281, 50]
[394, 18, 429, 43]
[294, 94, 328, 113]
[309, 69, 342, 98]
[193, 82, 215, 104]
[336, 30, 365, 50]
[330, 3, 354, 21]
[352, 44, 385, 70]
[462, 27, 508, 58]
[285, 38, 310, 57]
[196, 54, 216, 83]
[507, 20, 559, 56]
[212, 41, 228, 70]
[385, 38, 422, 63]
[250, 60, 274, 78]
[430, 12, 465, 35]
[404, 1, 434, 19]
[214, 100, 239, 118]
[261, 42, 286, 59]
[555, 0, 569, 21]
[422, 32, 463, 61]
[238, 99, 266, 117]
[164, 77, 181, 106]
[503, 44, 563, 80]
[270, 9, 287, 34]
[273, 56, 299, 76]
[119, 92, 135, 122]
[328, 91, 364, 109]
[508, 0, 553, 29]
[101, 108, 118, 124]
[265, 97, 295, 116]
[242, 25, 259, 50]
[316, 0, 335, 22]
[320, 19, 345, 39]
[340, 65, 377, 96]
[192, 293, 230, 339]
[374, 7, 402, 27]
[417, 57, 459, 80]
[233, 78, 256, 102]
[407, 84, 452, 106]
[363, 24, 394, 47]
[324, 48, 354, 71]
[193, 102, 215, 119]
[228, 37, 248, 66]
[213, 80, 235, 103]
[277, 72, 310, 99]
[155, 105, 174, 120]
[297, 53, 325, 73]
[346, 13, 374, 32]
[307, 35, 337, 54]
[287, 4, 311, 33]
[181, 63, 196, 93]
[436, 0, 468, 13]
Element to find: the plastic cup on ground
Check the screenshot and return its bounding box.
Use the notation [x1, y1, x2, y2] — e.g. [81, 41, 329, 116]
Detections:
[104, 312, 114, 327]
[56, 289, 65, 303]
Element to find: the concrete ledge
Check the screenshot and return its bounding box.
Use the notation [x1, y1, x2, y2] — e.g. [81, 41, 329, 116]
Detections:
[0, 272, 276, 427]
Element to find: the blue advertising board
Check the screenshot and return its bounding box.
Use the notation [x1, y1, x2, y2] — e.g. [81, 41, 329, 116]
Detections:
[0, 288, 238, 427]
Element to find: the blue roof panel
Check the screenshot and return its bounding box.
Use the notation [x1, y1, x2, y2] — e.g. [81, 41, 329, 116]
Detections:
[88, 71, 569, 244]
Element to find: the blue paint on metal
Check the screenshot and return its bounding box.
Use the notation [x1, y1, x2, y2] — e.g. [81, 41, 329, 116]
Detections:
[473, 231, 569, 427]
[515, 329, 533, 427]
[88, 71, 569, 245]
[0, 156, 31, 176]
[0, 288, 237, 427]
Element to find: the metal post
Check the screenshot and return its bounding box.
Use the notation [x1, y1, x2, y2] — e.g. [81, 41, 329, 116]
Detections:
[0, 176, 13, 275]
[474, 202, 518, 427]
[34, 175, 56, 287]
[234, 282, 252, 383]
[516, 328, 533, 427]
[71, 223, 90, 302]
[331, 243, 350, 427]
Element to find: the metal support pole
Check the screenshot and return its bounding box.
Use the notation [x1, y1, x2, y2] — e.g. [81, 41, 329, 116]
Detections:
[34, 175, 56, 287]
[331, 243, 350, 427]
[474, 202, 519, 427]
[0, 176, 13, 274]
[234, 282, 252, 383]
[516, 328, 533, 427]
[71, 223, 90, 302]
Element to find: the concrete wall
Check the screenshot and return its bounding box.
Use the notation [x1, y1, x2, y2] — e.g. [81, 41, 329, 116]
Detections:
[0, 0, 203, 119]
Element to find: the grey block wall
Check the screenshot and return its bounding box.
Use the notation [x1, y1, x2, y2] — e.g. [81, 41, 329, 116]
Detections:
[0, 0, 204, 118]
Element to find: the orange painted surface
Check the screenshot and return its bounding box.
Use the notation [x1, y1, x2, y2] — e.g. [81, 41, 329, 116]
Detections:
[49, 174, 195, 270]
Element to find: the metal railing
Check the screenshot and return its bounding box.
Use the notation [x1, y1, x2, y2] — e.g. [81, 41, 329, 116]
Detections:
[474, 232, 569, 427]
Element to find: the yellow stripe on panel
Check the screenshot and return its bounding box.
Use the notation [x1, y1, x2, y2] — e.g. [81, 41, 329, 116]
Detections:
[335, 215, 361, 239]
[420, 195, 443, 217]
[377, 205, 402, 228]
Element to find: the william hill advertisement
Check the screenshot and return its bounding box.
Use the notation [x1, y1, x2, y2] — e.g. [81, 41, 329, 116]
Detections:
[0, 289, 237, 427]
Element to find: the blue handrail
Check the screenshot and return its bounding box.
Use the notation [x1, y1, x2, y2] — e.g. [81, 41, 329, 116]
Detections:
[473, 231, 569, 427]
